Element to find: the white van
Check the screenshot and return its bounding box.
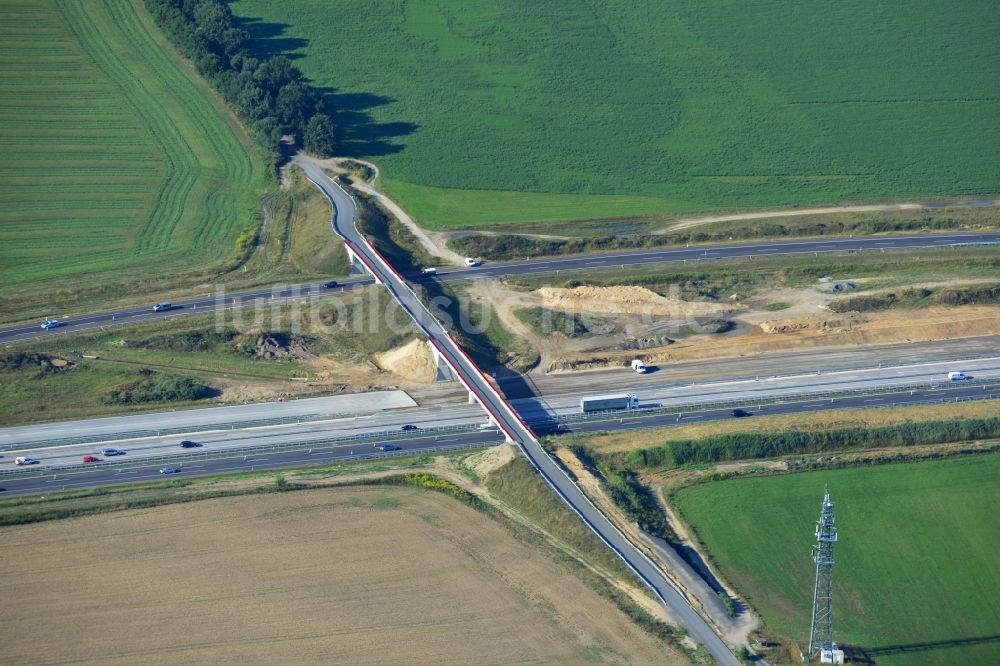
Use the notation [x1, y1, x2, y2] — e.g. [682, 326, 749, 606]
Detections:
[947, 371, 969, 381]
[153, 302, 173, 312]
[631, 359, 647, 373]
[421, 267, 437, 275]
[464, 257, 480, 267]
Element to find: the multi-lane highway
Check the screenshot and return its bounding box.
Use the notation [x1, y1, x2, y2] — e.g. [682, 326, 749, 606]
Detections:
[3, 230, 998, 344]
[1, 371, 995, 499]
[4, 355, 997, 468]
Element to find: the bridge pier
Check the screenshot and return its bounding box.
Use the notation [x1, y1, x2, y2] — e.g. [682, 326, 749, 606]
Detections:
[426, 340, 456, 382]
[345, 244, 383, 284]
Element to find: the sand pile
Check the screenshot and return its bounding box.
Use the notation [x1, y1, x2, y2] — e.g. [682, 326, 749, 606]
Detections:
[535, 285, 738, 316]
[374, 338, 437, 383]
[759, 312, 868, 334]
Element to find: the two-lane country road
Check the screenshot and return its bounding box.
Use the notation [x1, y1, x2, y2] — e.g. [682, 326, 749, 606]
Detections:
[3, 230, 998, 343]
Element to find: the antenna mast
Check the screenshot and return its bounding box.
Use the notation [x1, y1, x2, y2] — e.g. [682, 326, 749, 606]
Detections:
[807, 486, 844, 664]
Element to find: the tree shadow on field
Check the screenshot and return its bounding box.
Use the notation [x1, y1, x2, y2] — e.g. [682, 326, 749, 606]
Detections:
[231, 11, 418, 157]
[314, 87, 419, 158]
[231, 16, 309, 60]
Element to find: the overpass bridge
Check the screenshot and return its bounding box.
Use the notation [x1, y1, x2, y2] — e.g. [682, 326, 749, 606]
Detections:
[296, 157, 741, 666]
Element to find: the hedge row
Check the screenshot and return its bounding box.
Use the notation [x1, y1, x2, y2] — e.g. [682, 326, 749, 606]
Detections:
[626, 416, 1000, 468]
[144, 0, 336, 164]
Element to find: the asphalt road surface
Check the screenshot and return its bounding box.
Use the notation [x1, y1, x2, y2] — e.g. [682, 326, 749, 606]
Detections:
[3, 230, 997, 344]
[2, 377, 994, 494]
[6, 356, 997, 464]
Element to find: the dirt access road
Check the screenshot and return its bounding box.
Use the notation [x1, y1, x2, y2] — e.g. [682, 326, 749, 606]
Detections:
[658, 199, 998, 233]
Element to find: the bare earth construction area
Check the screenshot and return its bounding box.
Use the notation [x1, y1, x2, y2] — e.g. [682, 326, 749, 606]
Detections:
[0, 486, 674, 665]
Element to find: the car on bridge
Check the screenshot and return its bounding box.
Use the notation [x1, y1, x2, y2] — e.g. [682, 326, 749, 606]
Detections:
[40, 319, 62, 329]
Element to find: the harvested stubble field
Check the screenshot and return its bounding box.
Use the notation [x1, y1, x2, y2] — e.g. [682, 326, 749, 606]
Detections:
[231, 0, 1000, 228]
[0, 0, 265, 308]
[0, 486, 675, 665]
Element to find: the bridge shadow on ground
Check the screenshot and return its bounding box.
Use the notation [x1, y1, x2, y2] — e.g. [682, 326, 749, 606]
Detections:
[232, 13, 418, 157]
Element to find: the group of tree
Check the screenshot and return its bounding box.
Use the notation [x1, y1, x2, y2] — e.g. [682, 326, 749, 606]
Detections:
[144, 0, 336, 165]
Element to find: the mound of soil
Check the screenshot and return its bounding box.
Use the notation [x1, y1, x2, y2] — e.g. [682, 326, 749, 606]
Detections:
[536, 285, 740, 317]
[374, 338, 437, 383]
[760, 312, 867, 334]
[0, 352, 76, 372]
[237, 331, 314, 361]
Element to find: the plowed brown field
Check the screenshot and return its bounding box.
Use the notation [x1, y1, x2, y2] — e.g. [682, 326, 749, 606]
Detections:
[0, 486, 679, 664]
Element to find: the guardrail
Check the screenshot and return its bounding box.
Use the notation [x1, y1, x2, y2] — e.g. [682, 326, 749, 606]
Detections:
[0, 427, 502, 479]
[556, 380, 999, 424]
[1, 412, 357, 451]
[572, 354, 1000, 388]
[3, 416, 488, 453]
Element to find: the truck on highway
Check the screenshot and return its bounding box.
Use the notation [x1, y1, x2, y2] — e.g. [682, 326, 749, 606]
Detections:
[631, 359, 647, 373]
[580, 393, 639, 413]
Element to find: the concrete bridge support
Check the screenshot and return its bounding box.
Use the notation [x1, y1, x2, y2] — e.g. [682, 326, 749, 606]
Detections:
[345, 244, 383, 284]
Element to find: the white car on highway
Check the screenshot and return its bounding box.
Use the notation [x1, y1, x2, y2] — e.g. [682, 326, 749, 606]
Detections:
[40, 319, 62, 329]
[464, 257, 480, 267]
[15, 456, 40, 465]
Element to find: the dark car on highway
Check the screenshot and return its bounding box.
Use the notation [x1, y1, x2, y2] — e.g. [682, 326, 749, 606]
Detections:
[102, 447, 126, 456]
[322, 280, 338, 288]
[179, 440, 201, 448]
[731, 408, 752, 418]
[400, 424, 418, 431]
[377, 444, 401, 452]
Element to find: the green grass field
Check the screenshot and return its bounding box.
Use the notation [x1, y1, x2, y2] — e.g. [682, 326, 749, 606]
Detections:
[0, 0, 266, 306]
[230, 0, 999, 229]
[672, 456, 1000, 665]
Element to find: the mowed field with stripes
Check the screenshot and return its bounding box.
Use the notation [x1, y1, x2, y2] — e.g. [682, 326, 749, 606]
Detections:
[0, 0, 265, 313]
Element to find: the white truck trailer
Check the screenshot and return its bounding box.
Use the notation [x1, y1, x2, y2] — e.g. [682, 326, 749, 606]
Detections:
[580, 393, 639, 413]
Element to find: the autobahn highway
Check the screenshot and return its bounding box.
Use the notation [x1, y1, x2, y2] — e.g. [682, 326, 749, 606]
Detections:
[2, 378, 993, 500]
[6, 355, 997, 467]
[3, 229, 998, 344]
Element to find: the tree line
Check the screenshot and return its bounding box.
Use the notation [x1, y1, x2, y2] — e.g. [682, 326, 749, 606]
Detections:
[625, 416, 1000, 468]
[144, 0, 336, 166]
